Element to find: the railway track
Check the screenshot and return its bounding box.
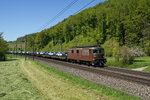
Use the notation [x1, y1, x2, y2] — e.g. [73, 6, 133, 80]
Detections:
[22, 55, 150, 87]
[104, 67, 150, 78]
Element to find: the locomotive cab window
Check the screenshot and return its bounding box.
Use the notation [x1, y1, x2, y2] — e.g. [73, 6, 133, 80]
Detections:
[72, 50, 74, 53]
[89, 49, 91, 54]
[93, 50, 99, 54]
[93, 49, 104, 54]
[76, 50, 79, 53]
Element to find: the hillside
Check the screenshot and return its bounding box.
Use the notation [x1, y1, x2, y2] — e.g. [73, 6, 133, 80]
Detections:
[9, 0, 150, 55]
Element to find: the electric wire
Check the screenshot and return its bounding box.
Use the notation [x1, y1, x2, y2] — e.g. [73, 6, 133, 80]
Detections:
[38, 0, 97, 31]
[38, 0, 78, 31]
[73, 0, 96, 15]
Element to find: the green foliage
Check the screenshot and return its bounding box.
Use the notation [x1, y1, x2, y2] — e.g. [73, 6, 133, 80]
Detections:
[113, 43, 121, 61]
[102, 39, 119, 57]
[106, 57, 150, 69]
[42, 35, 97, 52]
[102, 40, 144, 65]
[118, 46, 144, 65]
[145, 41, 150, 56]
[11, 0, 150, 55]
[120, 46, 134, 65]
[0, 33, 8, 61]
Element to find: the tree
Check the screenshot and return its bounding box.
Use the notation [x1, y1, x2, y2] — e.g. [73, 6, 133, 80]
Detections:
[0, 33, 8, 61]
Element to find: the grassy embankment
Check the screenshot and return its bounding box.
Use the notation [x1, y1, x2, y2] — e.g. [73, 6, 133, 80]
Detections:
[21, 59, 107, 100]
[105, 57, 150, 72]
[0, 56, 141, 100]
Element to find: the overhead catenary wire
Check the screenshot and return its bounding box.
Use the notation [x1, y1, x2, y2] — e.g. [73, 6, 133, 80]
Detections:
[38, 0, 97, 32]
[38, 0, 79, 31]
[73, 0, 96, 15]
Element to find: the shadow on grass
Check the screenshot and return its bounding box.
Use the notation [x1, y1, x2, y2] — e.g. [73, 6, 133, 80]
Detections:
[3, 59, 19, 62]
[133, 60, 146, 62]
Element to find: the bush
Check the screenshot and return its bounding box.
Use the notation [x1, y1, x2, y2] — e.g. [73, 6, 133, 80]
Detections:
[113, 43, 121, 61]
[129, 46, 145, 57]
[0, 33, 8, 61]
[120, 46, 131, 64]
[120, 46, 145, 65]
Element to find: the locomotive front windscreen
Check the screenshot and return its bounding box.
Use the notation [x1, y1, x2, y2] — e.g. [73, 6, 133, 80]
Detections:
[93, 49, 104, 54]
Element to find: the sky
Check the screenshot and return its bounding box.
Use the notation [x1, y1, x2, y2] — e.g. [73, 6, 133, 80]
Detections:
[0, 0, 105, 41]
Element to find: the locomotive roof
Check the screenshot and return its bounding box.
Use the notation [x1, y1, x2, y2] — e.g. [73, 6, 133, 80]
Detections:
[70, 45, 103, 49]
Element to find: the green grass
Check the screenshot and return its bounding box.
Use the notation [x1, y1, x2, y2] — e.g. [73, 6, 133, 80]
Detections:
[3, 56, 144, 100]
[143, 66, 150, 72]
[22, 59, 106, 100]
[31, 59, 141, 100]
[0, 57, 44, 100]
[105, 57, 150, 69]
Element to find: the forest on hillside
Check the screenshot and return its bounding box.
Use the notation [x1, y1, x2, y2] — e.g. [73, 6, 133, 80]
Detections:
[16, 0, 150, 56]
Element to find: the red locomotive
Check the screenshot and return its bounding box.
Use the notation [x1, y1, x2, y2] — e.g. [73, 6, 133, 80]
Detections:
[67, 45, 106, 66]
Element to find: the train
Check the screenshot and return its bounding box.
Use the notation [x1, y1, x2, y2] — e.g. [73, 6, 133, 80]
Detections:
[9, 45, 107, 67]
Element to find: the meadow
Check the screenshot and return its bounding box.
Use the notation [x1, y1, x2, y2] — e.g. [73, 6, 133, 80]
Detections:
[105, 57, 150, 72]
[0, 58, 44, 100]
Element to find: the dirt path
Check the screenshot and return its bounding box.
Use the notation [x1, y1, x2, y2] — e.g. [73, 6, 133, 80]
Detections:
[132, 66, 148, 71]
